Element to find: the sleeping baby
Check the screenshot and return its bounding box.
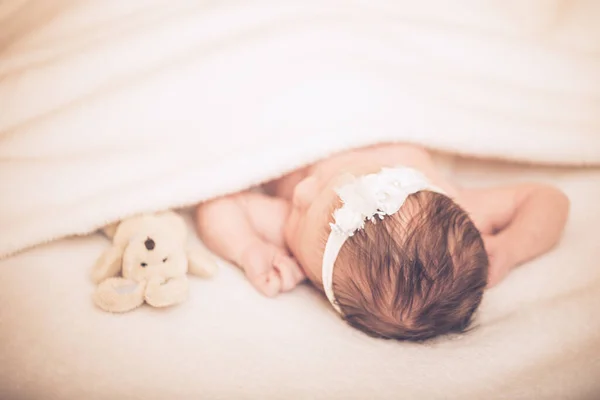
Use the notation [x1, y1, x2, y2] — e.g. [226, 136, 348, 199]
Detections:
[196, 144, 569, 341]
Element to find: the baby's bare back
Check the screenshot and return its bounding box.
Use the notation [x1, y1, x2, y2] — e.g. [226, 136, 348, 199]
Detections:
[266, 143, 450, 199]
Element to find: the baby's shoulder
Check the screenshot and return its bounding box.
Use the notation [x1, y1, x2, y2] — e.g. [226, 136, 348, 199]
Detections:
[263, 168, 309, 200]
[366, 143, 431, 161]
[262, 143, 432, 198]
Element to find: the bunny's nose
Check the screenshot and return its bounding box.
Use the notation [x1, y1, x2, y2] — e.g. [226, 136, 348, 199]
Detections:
[144, 237, 155, 251]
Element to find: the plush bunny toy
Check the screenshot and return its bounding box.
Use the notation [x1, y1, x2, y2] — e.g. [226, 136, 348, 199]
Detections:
[91, 211, 217, 313]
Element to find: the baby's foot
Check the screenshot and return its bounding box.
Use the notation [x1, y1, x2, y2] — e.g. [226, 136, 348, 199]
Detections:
[240, 240, 306, 297]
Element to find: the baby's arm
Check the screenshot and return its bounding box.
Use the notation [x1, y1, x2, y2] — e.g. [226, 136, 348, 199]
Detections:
[459, 183, 570, 286]
[196, 191, 305, 296]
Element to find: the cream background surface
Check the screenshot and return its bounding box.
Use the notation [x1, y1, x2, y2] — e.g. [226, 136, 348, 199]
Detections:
[0, 1, 599, 399]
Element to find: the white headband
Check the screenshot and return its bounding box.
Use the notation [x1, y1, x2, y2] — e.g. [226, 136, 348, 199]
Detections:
[321, 166, 445, 314]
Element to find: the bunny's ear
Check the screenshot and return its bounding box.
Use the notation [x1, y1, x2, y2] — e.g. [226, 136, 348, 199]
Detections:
[91, 244, 124, 284]
[186, 241, 218, 278]
[101, 221, 120, 239]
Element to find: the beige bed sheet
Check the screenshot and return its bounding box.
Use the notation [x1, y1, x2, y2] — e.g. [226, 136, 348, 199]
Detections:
[1, 157, 599, 400]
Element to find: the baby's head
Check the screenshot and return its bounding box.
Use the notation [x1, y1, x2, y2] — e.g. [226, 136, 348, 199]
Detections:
[285, 167, 488, 341]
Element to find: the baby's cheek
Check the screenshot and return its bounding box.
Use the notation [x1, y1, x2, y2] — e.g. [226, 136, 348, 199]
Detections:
[283, 209, 299, 251]
[283, 212, 310, 270]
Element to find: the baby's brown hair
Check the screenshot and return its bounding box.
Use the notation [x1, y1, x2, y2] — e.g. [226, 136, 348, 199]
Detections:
[331, 191, 488, 341]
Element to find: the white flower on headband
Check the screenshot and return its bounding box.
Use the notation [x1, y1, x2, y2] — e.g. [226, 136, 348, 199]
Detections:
[330, 167, 435, 237]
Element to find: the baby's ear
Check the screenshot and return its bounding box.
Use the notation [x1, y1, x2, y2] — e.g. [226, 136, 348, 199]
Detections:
[91, 244, 124, 284]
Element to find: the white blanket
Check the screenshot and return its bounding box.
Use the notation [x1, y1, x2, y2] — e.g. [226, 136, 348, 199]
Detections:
[1, 0, 599, 258]
[1, 1, 600, 399]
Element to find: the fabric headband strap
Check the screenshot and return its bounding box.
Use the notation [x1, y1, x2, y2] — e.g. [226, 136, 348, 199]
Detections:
[321, 166, 445, 314]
